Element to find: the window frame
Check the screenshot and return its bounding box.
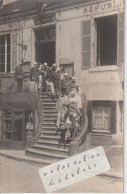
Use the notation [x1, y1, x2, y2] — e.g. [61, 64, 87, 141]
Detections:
[0, 33, 18, 73]
[93, 14, 118, 67]
[0, 34, 11, 72]
[93, 103, 112, 133]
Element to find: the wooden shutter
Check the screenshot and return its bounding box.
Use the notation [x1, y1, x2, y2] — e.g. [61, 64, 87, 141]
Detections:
[111, 101, 116, 134]
[118, 13, 124, 64]
[87, 101, 93, 132]
[11, 33, 18, 72]
[82, 20, 91, 68]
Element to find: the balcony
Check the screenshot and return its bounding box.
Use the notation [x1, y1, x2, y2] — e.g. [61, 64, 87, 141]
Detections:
[0, 72, 37, 93]
[0, 72, 39, 111]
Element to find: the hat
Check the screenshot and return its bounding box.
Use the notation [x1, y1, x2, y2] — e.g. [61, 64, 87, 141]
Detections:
[64, 73, 68, 77]
[56, 68, 60, 72]
[44, 62, 48, 67]
[52, 63, 57, 67]
[69, 91, 75, 98]
[33, 62, 38, 66]
[72, 77, 75, 80]
[75, 83, 79, 86]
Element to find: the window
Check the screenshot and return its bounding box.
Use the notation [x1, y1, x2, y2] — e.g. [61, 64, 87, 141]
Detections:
[0, 34, 11, 72]
[95, 15, 117, 66]
[93, 102, 112, 133]
[0, 33, 17, 73]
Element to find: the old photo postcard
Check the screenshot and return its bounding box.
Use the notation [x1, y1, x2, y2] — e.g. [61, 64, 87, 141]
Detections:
[0, 0, 124, 193]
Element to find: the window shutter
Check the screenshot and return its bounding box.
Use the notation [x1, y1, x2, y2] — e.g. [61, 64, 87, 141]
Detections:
[118, 13, 124, 64]
[82, 20, 91, 68]
[11, 33, 18, 72]
[87, 101, 93, 132]
[111, 101, 116, 134]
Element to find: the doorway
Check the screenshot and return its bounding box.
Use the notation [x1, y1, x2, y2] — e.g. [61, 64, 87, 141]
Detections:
[35, 26, 56, 67]
[13, 111, 24, 141]
[36, 41, 55, 67]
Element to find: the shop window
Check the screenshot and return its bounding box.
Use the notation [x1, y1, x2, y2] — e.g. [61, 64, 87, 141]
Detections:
[95, 15, 117, 66]
[93, 102, 112, 133]
[25, 111, 34, 135]
[3, 110, 23, 141]
[3, 110, 13, 140]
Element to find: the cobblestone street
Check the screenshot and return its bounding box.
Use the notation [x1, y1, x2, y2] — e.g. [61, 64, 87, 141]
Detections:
[0, 155, 123, 193]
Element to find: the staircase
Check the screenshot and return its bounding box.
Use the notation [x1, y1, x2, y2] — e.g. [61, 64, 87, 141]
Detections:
[25, 92, 69, 166]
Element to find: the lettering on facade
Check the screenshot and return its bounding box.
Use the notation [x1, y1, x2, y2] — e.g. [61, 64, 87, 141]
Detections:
[83, 0, 124, 15]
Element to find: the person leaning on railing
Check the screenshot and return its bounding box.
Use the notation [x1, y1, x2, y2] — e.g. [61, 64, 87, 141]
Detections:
[14, 62, 23, 92]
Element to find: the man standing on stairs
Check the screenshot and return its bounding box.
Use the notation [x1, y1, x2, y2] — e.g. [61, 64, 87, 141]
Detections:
[56, 88, 68, 131]
[46, 64, 55, 96]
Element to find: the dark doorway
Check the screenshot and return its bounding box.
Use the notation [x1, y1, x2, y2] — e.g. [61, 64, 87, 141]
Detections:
[96, 15, 117, 66]
[36, 41, 55, 67]
[13, 111, 23, 141]
[35, 26, 56, 67]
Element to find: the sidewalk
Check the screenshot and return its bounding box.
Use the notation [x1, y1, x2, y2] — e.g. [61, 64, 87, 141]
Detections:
[0, 145, 123, 179]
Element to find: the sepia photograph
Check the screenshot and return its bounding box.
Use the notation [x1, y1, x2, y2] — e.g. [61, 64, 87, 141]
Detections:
[0, 0, 124, 193]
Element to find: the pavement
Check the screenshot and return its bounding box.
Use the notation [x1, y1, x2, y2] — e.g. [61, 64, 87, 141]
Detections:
[0, 155, 123, 193]
[0, 145, 123, 180]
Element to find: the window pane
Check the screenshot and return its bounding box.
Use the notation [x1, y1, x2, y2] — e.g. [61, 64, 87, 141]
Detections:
[0, 35, 5, 45]
[0, 46, 5, 54]
[7, 63, 10, 73]
[7, 54, 10, 63]
[0, 54, 5, 63]
[7, 35, 10, 45]
[93, 103, 111, 131]
[0, 63, 5, 72]
[7, 45, 10, 54]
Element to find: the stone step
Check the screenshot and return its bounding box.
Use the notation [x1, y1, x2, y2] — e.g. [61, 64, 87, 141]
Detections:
[25, 148, 67, 161]
[41, 98, 57, 102]
[39, 135, 60, 142]
[42, 126, 57, 130]
[43, 107, 57, 109]
[43, 118, 57, 122]
[42, 104, 57, 108]
[43, 116, 57, 120]
[43, 120, 57, 124]
[43, 123, 56, 127]
[36, 140, 69, 149]
[41, 131, 60, 137]
[31, 144, 68, 156]
[43, 109, 57, 113]
[43, 113, 57, 118]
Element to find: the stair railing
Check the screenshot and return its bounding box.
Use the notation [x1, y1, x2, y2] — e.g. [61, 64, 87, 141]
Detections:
[68, 93, 88, 156]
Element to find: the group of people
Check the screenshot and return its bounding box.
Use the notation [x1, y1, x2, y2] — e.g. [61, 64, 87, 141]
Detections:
[30, 61, 86, 145]
[30, 62, 62, 95]
[15, 61, 85, 147]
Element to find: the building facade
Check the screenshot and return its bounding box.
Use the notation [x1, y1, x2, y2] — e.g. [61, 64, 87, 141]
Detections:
[0, 0, 124, 146]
